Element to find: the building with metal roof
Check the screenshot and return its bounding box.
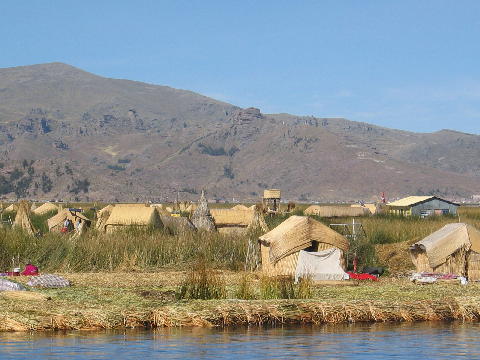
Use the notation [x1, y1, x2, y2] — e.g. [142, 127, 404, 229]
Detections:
[387, 196, 458, 217]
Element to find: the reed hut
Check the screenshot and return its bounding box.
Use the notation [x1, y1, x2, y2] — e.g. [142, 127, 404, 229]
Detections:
[409, 223, 480, 279]
[48, 209, 91, 233]
[186, 203, 197, 213]
[160, 215, 196, 234]
[259, 215, 349, 278]
[13, 201, 37, 236]
[191, 190, 215, 231]
[351, 203, 378, 215]
[95, 204, 114, 230]
[103, 206, 163, 233]
[210, 208, 253, 234]
[231, 204, 250, 211]
[304, 205, 368, 217]
[4, 203, 17, 213]
[33, 202, 59, 216]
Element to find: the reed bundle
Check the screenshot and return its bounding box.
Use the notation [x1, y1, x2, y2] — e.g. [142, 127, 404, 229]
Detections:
[149, 296, 480, 328]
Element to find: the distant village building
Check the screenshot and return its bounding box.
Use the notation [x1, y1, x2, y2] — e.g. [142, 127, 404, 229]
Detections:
[387, 196, 458, 217]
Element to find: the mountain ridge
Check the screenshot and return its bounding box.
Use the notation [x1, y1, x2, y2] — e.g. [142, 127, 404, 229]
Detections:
[0, 62, 479, 202]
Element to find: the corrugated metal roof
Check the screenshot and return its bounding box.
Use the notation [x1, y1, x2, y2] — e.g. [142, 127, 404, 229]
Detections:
[387, 196, 434, 207]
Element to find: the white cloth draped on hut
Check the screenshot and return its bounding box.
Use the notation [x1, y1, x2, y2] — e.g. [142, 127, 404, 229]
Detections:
[294, 249, 350, 282]
[259, 216, 349, 278]
[409, 223, 480, 279]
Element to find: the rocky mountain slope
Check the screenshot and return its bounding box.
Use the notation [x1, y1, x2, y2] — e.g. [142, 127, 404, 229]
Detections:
[0, 63, 479, 202]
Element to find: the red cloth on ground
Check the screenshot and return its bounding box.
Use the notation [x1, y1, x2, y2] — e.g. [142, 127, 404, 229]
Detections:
[347, 272, 379, 281]
[21, 264, 39, 276]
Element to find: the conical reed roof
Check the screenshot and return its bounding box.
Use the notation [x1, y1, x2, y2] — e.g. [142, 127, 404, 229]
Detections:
[191, 190, 216, 231]
[13, 201, 37, 236]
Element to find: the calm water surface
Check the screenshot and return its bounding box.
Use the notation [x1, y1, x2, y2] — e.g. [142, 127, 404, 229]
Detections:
[0, 322, 479, 359]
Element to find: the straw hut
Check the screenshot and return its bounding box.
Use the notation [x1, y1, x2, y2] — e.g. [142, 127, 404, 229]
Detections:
[160, 215, 196, 234]
[409, 223, 480, 279]
[304, 205, 368, 217]
[13, 201, 37, 236]
[210, 208, 254, 234]
[4, 203, 17, 213]
[103, 206, 163, 233]
[231, 204, 250, 211]
[48, 209, 91, 233]
[351, 203, 378, 215]
[33, 202, 59, 216]
[96, 204, 114, 230]
[259, 216, 349, 277]
[186, 203, 197, 213]
[191, 190, 215, 231]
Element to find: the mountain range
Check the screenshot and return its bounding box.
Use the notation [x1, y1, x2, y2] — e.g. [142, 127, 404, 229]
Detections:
[0, 62, 479, 203]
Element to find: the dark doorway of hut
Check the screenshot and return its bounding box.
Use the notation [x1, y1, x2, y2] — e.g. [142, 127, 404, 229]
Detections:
[330, 219, 367, 272]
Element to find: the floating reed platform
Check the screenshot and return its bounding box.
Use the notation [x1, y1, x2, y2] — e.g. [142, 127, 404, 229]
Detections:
[2, 297, 480, 332]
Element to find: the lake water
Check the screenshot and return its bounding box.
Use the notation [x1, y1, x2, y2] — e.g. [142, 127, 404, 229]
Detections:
[0, 322, 479, 359]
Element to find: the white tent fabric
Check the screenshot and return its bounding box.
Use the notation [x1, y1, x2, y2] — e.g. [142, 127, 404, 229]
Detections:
[295, 249, 349, 282]
[0, 279, 26, 291]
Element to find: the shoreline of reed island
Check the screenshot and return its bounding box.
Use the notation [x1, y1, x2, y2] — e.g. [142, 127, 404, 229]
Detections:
[2, 272, 480, 331]
[1, 206, 480, 331]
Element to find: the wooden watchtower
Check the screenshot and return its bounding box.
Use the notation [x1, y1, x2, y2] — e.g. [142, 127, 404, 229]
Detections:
[263, 189, 281, 214]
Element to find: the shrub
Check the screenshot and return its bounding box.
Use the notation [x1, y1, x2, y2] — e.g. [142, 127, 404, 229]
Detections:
[259, 276, 314, 299]
[235, 273, 256, 300]
[177, 260, 226, 300]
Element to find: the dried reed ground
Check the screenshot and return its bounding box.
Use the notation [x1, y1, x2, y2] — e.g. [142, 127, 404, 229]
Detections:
[2, 272, 480, 331]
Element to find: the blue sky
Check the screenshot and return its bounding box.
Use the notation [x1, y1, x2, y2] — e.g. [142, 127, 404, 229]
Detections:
[1, 0, 479, 134]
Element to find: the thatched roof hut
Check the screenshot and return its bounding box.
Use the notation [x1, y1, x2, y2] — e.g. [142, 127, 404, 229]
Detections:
[210, 205, 269, 234]
[211, 209, 253, 226]
[96, 204, 114, 230]
[104, 206, 163, 233]
[13, 201, 37, 236]
[191, 190, 215, 231]
[33, 202, 59, 216]
[48, 209, 91, 232]
[259, 216, 349, 277]
[409, 223, 480, 279]
[231, 204, 250, 211]
[185, 203, 197, 213]
[160, 215, 196, 234]
[304, 205, 369, 217]
[351, 203, 378, 215]
[4, 203, 17, 213]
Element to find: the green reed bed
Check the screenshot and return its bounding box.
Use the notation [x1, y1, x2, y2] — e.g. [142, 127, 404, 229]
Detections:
[0, 227, 252, 272]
